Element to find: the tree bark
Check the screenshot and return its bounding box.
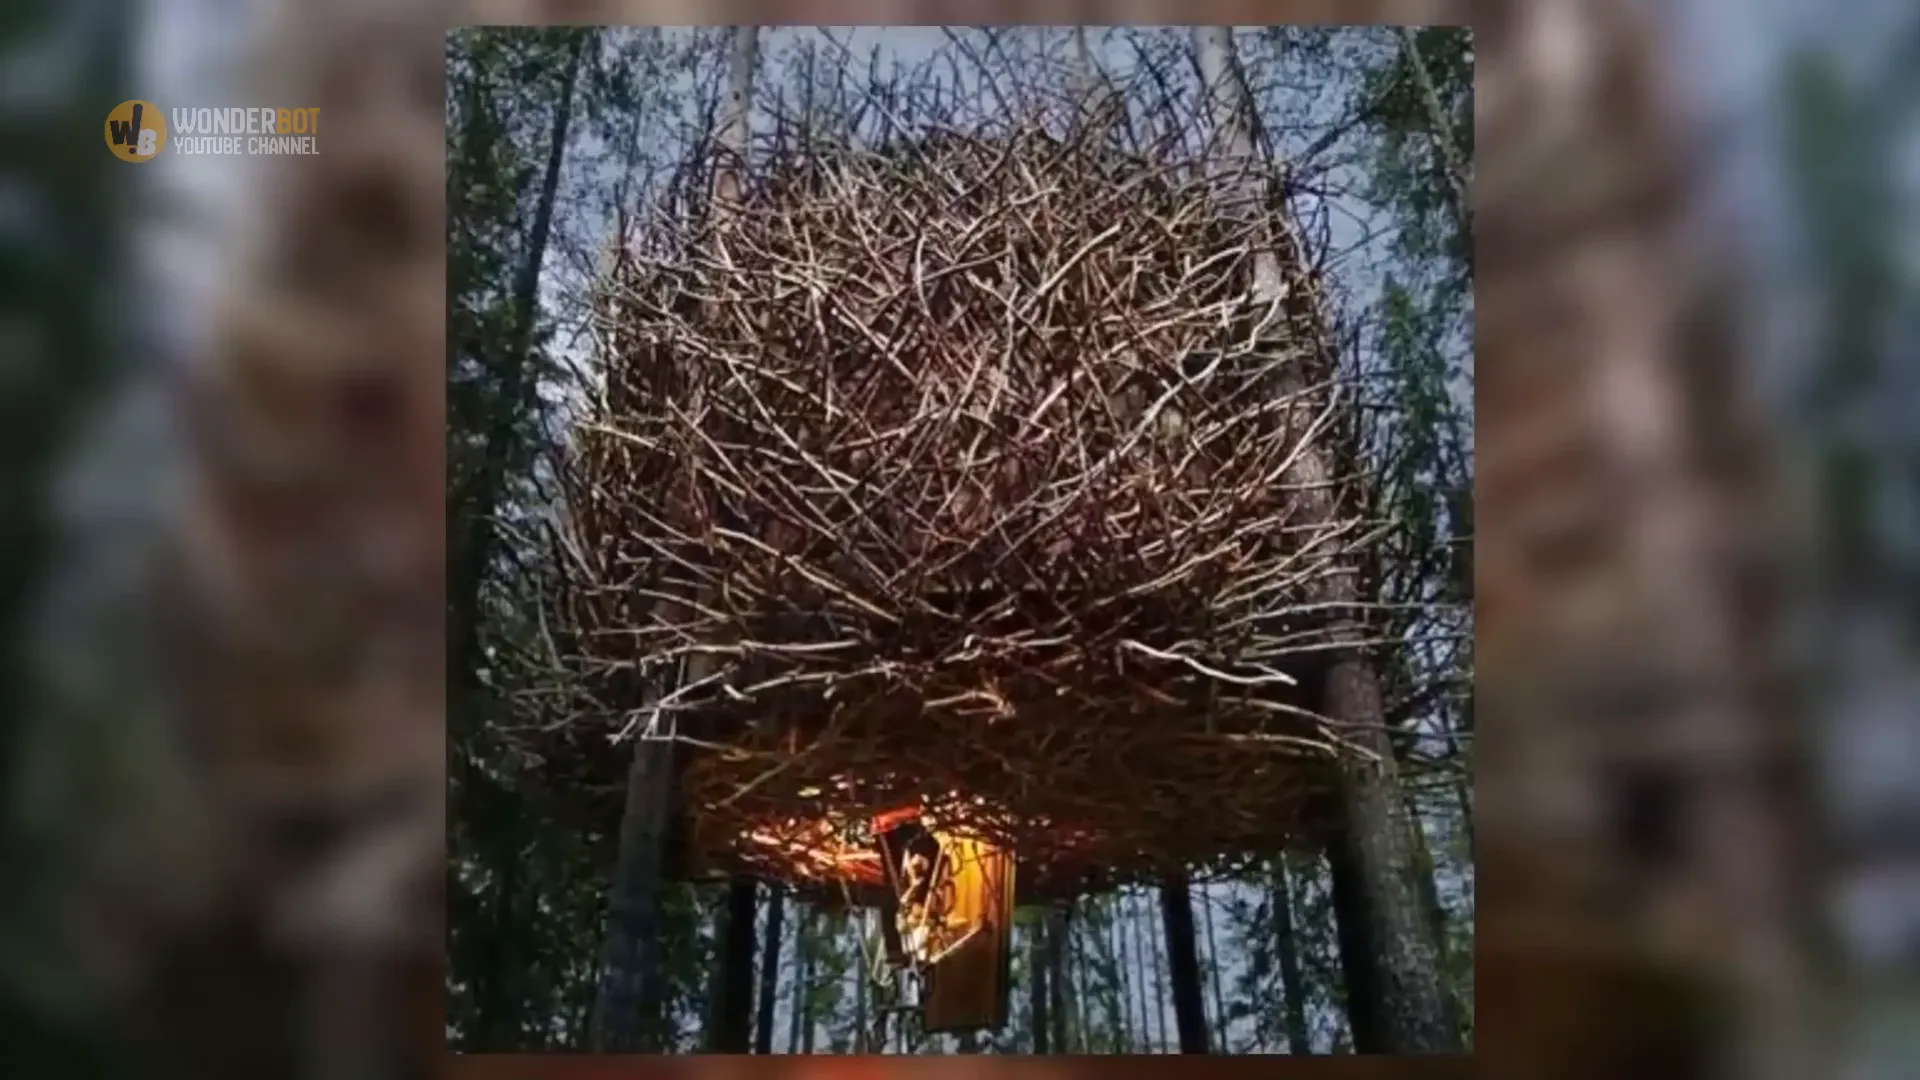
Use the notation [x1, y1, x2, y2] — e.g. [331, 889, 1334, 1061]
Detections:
[1114, 897, 1136, 1049]
[1046, 906, 1071, 1052]
[713, 25, 758, 205]
[1068, 904, 1092, 1051]
[854, 912, 869, 1053]
[1324, 831, 1384, 1053]
[798, 909, 816, 1054]
[753, 886, 784, 1053]
[1272, 859, 1313, 1056]
[1404, 801, 1466, 1038]
[1030, 920, 1051, 1054]
[703, 877, 758, 1053]
[786, 905, 807, 1053]
[1191, 24, 1458, 1054]
[586, 727, 680, 1051]
[1159, 875, 1212, 1054]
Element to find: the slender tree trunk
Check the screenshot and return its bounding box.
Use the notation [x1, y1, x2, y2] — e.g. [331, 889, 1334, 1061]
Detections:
[1030, 919, 1051, 1054]
[786, 906, 807, 1054]
[1145, 891, 1170, 1051]
[713, 25, 758, 205]
[588, 725, 681, 1051]
[703, 877, 757, 1052]
[1191, 24, 1458, 1054]
[799, 914, 816, 1054]
[1444, 491, 1476, 854]
[1404, 801, 1465, 1039]
[1069, 907, 1093, 1052]
[1450, 739, 1475, 854]
[700, 898, 728, 1042]
[754, 887, 784, 1053]
[1200, 883, 1229, 1052]
[1389, 728, 1468, 1040]
[1114, 896, 1136, 1050]
[854, 911, 869, 1053]
[1046, 906, 1071, 1052]
[1159, 875, 1211, 1054]
[1324, 833, 1384, 1053]
[870, 953, 892, 1054]
[1272, 859, 1313, 1056]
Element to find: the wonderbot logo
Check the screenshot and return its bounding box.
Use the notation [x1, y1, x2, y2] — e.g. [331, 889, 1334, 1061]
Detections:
[104, 100, 166, 162]
[106, 100, 321, 161]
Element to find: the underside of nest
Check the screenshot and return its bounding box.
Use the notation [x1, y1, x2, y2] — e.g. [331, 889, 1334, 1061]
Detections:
[536, 119, 1393, 901]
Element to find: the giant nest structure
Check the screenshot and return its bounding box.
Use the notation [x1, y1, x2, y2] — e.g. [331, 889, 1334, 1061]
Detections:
[533, 118, 1400, 904]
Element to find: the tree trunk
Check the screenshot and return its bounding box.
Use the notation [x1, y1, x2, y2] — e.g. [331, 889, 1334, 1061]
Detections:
[1404, 801, 1465, 1039]
[1190, 24, 1457, 1054]
[1030, 920, 1051, 1054]
[587, 729, 680, 1051]
[1069, 905, 1093, 1051]
[713, 25, 758, 205]
[1272, 859, 1313, 1056]
[854, 912, 869, 1053]
[754, 887, 784, 1053]
[1159, 875, 1212, 1054]
[1324, 666, 1458, 1052]
[1200, 883, 1229, 1051]
[1145, 890, 1170, 1051]
[798, 911, 816, 1054]
[1046, 906, 1071, 1052]
[703, 878, 757, 1053]
[1114, 897, 1136, 1050]
[1324, 831, 1384, 1053]
[700, 897, 728, 1042]
[870, 961, 892, 1054]
[786, 906, 807, 1054]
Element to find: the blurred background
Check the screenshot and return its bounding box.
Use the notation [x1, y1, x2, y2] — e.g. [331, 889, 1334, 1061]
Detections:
[0, 0, 1915, 1077]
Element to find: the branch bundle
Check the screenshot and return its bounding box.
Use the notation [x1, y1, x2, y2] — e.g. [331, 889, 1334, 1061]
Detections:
[538, 120, 1397, 899]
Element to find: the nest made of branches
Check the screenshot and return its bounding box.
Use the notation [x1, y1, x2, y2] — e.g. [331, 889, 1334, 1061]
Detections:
[535, 118, 1401, 899]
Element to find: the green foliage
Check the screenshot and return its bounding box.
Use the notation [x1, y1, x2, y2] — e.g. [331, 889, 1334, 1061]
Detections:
[0, 2, 145, 1069]
[1779, 45, 1920, 605]
[1360, 28, 1472, 291]
[445, 25, 619, 1052]
[1343, 26, 1477, 1045]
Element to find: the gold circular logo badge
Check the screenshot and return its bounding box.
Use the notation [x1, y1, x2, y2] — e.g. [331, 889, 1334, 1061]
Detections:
[105, 100, 167, 162]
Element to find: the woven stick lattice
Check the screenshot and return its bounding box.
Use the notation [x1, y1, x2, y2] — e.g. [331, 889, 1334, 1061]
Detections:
[537, 119, 1402, 900]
